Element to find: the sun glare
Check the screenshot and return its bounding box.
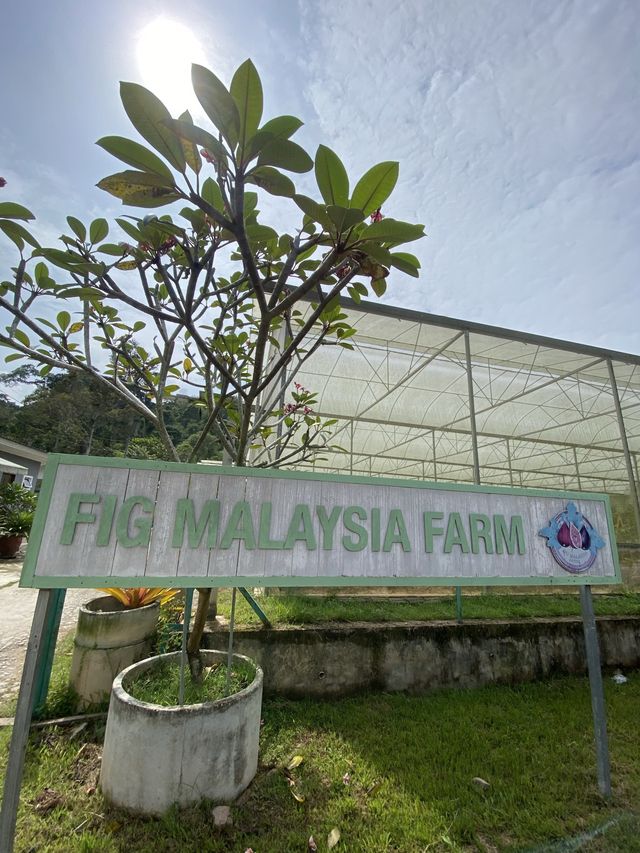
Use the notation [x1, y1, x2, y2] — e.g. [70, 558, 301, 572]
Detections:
[136, 18, 205, 114]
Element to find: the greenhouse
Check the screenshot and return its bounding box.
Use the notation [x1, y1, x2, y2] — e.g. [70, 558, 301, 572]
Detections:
[292, 298, 640, 540]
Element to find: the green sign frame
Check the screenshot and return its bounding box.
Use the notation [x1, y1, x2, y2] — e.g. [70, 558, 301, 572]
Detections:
[21, 454, 621, 589]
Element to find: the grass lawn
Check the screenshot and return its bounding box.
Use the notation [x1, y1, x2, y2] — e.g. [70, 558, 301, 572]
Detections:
[1, 595, 639, 851]
[215, 590, 640, 627]
[1, 661, 639, 851]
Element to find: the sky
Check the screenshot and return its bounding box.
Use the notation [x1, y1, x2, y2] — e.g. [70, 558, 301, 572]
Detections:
[2, 0, 639, 354]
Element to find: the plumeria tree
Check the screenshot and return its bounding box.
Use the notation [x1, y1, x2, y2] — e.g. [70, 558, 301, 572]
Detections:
[0, 59, 424, 675]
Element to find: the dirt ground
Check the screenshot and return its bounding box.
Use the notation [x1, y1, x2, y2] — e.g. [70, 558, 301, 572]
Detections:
[0, 554, 89, 701]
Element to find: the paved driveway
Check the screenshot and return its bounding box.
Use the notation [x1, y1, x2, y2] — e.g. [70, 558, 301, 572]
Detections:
[0, 556, 89, 701]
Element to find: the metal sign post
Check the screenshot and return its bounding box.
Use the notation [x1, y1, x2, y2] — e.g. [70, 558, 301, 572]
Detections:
[0, 589, 57, 850]
[580, 585, 612, 797]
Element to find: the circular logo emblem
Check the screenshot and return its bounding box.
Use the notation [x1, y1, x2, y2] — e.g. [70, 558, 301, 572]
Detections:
[538, 502, 605, 574]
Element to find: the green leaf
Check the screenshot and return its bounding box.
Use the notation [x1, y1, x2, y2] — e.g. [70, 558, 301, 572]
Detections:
[390, 251, 421, 277]
[119, 82, 186, 172]
[257, 139, 313, 173]
[169, 120, 228, 167]
[0, 221, 40, 250]
[14, 329, 31, 347]
[66, 216, 86, 241]
[371, 277, 387, 297]
[315, 145, 349, 206]
[97, 243, 126, 256]
[39, 248, 84, 272]
[260, 115, 303, 140]
[90, 218, 109, 244]
[96, 136, 174, 181]
[245, 223, 279, 244]
[230, 59, 263, 152]
[191, 64, 240, 149]
[176, 111, 202, 174]
[34, 262, 49, 285]
[4, 353, 25, 362]
[327, 206, 365, 233]
[243, 191, 258, 217]
[201, 177, 225, 213]
[362, 218, 425, 244]
[0, 202, 35, 221]
[351, 162, 399, 216]
[56, 311, 71, 331]
[97, 171, 179, 209]
[248, 167, 295, 198]
[293, 195, 332, 230]
[360, 241, 393, 266]
[244, 116, 305, 163]
[116, 218, 143, 241]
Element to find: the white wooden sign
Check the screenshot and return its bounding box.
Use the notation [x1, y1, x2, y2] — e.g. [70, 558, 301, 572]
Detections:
[21, 454, 620, 588]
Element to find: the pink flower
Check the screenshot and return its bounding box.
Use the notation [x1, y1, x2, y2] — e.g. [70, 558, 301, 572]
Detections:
[200, 148, 215, 164]
[0, 177, 6, 188]
[370, 208, 383, 223]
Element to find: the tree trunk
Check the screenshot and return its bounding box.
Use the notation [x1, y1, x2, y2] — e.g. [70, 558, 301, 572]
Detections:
[187, 588, 211, 682]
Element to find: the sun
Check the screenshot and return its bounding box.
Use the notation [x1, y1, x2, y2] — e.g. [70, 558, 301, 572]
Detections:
[136, 17, 205, 114]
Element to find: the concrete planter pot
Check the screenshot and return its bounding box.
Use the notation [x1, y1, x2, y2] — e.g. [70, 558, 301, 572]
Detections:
[70, 596, 159, 708]
[99, 650, 263, 815]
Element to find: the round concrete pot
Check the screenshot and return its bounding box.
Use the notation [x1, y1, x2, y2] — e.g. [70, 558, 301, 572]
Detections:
[70, 596, 159, 708]
[99, 650, 263, 815]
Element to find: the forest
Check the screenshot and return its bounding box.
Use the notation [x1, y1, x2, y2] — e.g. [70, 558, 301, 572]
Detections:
[0, 366, 221, 461]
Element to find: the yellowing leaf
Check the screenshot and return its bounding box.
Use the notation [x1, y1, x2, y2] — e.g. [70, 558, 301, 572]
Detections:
[327, 827, 341, 848]
[287, 755, 304, 770]
[290, 789, 305, 803]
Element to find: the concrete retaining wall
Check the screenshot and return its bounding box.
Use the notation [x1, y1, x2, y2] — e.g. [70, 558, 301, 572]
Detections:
[204, 617, 640, 698]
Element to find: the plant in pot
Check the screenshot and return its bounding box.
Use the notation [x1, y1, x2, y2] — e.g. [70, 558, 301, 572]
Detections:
[70, 587, 179, 709]
[0, 55, 423, 813]
[0, 482, 37, 559]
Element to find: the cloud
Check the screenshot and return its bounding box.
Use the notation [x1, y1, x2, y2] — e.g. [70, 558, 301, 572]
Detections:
[298, 0, 640, 352]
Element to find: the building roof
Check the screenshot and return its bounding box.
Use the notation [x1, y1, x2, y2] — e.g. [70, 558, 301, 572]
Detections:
[0, 437, 48, 464]
[0, 455, 27, 475]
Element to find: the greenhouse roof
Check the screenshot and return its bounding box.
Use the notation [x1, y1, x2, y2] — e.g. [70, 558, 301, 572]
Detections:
[291, 298, 640, 499]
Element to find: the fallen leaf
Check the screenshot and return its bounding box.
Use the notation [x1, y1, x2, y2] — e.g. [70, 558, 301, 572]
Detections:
[366, 780, 382, 796]
[328, 827, 341, 848]
[287, 754, 304, 770]
[308, 835, 318, 851]
[291, 788, 305, 803]
[342, 772, 351, 785]
[472, 776, 490, 790]
[33, 788, 63, 814]
[85, 785, 96, 796]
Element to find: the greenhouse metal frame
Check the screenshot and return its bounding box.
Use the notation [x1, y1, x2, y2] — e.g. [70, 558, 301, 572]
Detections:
[290, 297, 640, 539]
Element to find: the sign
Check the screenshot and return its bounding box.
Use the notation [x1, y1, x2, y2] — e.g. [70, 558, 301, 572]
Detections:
[21, 454, 620, 588]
